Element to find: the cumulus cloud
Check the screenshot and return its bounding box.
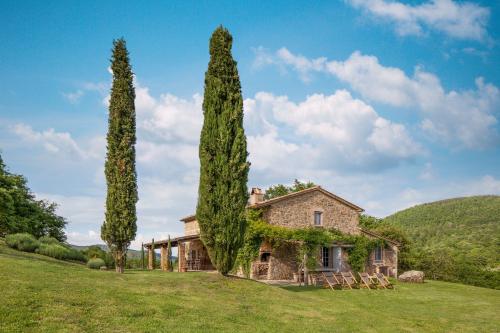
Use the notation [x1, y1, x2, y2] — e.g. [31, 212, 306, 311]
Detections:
[62, 82, 108, 104]
[347, 0, 491, 42]
[11, 123, 91, 159]
[256, 48, 500, 149]
[61, 90, 84, 104]
[245, 90, 423, 173]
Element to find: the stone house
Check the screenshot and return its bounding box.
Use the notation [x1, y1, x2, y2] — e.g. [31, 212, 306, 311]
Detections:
[144, 186, 399, 280]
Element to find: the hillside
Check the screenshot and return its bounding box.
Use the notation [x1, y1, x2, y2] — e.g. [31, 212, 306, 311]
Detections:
[71, 244, 146, 259]
[384, 196, 499, 267]
[1, 239, 499, 333]
[383, 196, 500, 288]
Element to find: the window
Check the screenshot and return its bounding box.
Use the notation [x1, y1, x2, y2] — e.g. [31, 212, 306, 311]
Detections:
[322, 247, 329, 268]
[260, 252, 271, 263]
[314, 211, 323, 226]
[374, 246, 383, 262]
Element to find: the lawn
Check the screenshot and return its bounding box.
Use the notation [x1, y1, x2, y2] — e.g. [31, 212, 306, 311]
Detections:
[1, 240, 499, 333]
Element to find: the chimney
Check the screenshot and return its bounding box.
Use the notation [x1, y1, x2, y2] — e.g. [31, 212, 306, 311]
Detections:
[250, 187, 264, 205]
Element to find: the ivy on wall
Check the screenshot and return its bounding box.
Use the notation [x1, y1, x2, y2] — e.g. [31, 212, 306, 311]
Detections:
[235, 209, 385, 277]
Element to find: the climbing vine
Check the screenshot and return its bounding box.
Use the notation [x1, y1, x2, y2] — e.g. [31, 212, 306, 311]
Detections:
[235, 209, 385, 277]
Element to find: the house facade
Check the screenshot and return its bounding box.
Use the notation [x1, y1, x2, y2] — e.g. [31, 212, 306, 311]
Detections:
[144, 186, 399, 280]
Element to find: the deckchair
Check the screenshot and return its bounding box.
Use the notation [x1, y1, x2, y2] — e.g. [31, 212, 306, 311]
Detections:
[322, 272, 342, 290]
[340, 271, 358, 289]
[374, 272, 394, 289]
[358, 272, 376, 289]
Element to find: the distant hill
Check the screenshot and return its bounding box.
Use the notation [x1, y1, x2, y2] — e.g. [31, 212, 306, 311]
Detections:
[384, 195, 500, 288]
[70, 244, 175, 260]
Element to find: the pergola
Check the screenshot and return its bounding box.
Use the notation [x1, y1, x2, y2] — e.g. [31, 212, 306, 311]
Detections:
[143, 234, 199, 271]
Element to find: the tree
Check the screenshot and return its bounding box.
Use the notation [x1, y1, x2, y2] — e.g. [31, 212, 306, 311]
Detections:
[166, 235, 172, 272]
[196, 26, 250, 275]
[101, 39, 138, 274]
[141, 243, 145, 270]
[264, 179, 316, 200]
[0, 152, 67, 240]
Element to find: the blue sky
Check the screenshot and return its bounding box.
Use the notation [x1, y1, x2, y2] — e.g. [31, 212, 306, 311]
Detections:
[1, 0, 499, 248]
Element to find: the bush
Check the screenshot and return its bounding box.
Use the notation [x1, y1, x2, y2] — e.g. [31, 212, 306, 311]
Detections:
[38, 243, 86, 262]
[39, 236, 61, 245]
[87, 258, 106, 269]
[6, 233, 40, 252]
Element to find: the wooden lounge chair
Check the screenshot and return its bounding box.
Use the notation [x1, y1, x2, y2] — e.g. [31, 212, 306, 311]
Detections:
[340, 271, 358, 289]
[358, 272, 376, 289]
[374, 272, 394, 289]
[322, 272, 342, 290]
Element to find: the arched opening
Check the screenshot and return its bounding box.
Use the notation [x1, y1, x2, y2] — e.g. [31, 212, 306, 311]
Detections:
[260, 252, 271, 262]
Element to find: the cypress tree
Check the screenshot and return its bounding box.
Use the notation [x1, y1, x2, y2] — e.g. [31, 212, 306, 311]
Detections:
[196, 26, 250, 275]
[141, 242, 145, 270]
[101, 39, 138, 274]
[166, 235, 172, 272]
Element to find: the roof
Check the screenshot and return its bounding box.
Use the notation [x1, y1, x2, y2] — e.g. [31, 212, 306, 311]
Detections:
[249, 186, 364, 212]
[180, 214, 196, 222]
[143, 234, 199, 248]
[179, 185, 364, 223]
[359, 228, 400, 246]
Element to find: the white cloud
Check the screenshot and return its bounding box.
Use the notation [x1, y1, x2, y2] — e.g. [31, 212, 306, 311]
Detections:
[66, 230, 102, 246]
[138, 92, 203, 144]
[347, 0, 490, 42]
[62, 82, 109, 104]
[257, 48, 500, 149]
[11, 124, 91, 159]
[245, 90, 423, 173]
[62, 90, 84, 104]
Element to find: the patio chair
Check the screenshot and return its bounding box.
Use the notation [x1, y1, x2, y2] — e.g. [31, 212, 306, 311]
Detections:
[358, 272, 376, 289]
[340, 271, 358, 289]
[322, 272, 342, 290]
[374, 272, 394, 289]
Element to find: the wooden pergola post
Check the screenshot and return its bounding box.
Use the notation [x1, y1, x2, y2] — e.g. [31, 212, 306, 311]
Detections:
[160, 245, 167, 271]
[147, 245, 154, 270]
[178, 242, 185, 272]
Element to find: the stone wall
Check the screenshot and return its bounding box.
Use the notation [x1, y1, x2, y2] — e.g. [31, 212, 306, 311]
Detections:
[266, 243, 299, 280]
[184, 220, 200, 236]
[262, 190, 360, 235]
[366, 245, 398, 277]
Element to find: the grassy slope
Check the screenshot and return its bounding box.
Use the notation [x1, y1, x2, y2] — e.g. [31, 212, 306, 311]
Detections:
[384, 195, 500, 267]
[1, 241, 499, 333]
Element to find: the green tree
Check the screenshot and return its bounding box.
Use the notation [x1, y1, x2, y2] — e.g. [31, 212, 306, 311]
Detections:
[264, 179, 315, 200]
[101, 39, 138, 274]
[166, 235, 173, 272]
[0, 152, 67, 240]
[141, 242, 145, 269]
[196, 26, 250, 275]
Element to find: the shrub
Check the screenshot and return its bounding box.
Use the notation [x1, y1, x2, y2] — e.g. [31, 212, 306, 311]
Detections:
[6, 233, 40, 252]
[38, 243, 86, 262]
[87, 258, 106, 269]
[39, 236, 61, 245]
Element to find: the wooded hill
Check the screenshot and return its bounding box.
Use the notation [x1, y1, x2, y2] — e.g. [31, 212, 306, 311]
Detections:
[384, 195, 500, 289]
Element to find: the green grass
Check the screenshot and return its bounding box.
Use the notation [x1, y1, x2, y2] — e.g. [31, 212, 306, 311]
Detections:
[1, 240, 499, 333]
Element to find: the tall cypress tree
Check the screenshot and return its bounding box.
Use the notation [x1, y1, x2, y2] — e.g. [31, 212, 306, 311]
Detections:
[166, 235, 172, 272]
[101, 39, 138, 274]
[196, 26, 249, 275]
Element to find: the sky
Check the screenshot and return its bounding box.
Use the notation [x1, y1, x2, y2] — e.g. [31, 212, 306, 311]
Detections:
[1, 0, 499, 249]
